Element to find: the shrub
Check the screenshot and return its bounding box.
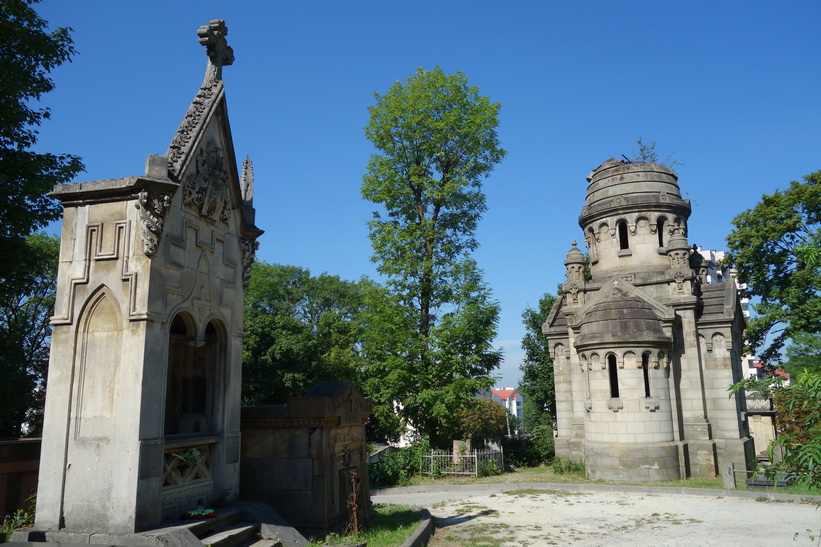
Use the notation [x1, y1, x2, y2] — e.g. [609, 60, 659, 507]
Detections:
[478, 459, 501, 477]
[551, 456, 585, 475]
[532, 423, 555, 464]
[501, 435, 540, 468]
[369, 439, 428, 488]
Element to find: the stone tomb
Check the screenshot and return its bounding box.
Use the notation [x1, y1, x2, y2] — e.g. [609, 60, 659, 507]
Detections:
[32, 20, 262, 535]
[544, 159, 755, 482]
[240, 382, 373, 537]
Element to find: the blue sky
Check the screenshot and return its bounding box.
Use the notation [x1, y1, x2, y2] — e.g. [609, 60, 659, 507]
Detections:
[35, 1, 821, 387]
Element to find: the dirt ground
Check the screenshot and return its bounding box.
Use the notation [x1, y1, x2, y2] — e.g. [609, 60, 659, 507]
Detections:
[374, 487, 821, 546]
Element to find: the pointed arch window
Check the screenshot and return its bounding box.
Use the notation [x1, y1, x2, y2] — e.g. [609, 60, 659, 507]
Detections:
[165, 316, 225, 436]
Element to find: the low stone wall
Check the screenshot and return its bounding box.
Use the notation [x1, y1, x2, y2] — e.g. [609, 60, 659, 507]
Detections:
[0, 438, 41, 518]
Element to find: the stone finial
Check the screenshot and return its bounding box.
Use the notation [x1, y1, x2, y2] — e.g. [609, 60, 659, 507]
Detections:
[241, 157, 254, 205]
[564, 240, 586, 266]
[197, 20, 234, 86]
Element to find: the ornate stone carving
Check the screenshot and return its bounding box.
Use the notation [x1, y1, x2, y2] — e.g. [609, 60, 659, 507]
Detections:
[135, 190, 172, 257]
[182, 143, 231, 225]
[565, 280, 581, 304]
[167, 20, 234, 177]
[239, 237, 259, 289]
[167, 85, 218, 176]
[673, 270, 686, 293]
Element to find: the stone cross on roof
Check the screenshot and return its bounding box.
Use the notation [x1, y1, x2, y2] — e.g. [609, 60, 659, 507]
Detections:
[197, 20, 234, 86]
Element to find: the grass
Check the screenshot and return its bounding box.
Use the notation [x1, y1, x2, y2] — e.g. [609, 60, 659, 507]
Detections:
[312, 504, 423, 546]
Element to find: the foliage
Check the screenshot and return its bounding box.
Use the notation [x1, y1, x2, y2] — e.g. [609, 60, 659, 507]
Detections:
[1, 492, 35, 542]
[781, 332, 821, 377]
[360, 66, 506, 445]
[730, 369, 821, 489]
[369, 440, 429, 489]
[453, 397, 508, 442]
[519, 293, 556, 430]
[0, 232, 59, 437]
[0, 0, 83, 285]
[550, 456, 585, 476]
[531, 422, 556, 465]
[477, 458, 501, 477]
[242, 262, 370, 405]
[726, 171, 821, 361]
[630, 137, 682, 169]
[501, 436, 540, 468]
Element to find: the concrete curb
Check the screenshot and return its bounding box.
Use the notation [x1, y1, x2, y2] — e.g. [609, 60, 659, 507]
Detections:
[400, 509, 432, 547]
[371, 481, 821, 504]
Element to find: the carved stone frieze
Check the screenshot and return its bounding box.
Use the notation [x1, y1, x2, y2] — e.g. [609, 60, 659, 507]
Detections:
[135, 190, 172, 257]
[182, 143, 232, 225]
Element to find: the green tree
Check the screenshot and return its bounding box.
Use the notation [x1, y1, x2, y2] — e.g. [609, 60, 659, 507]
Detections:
[360, 67, 506, 446]
[454, 397, 508, 442]
[242, 262, 369, 405]
[1, 0, 83, 282]
[726, 170, 821, 361]
[0, 232, 59, 437]
[730, 369, 821, 489]
[781, 332, 821, 377]
[519, 292, 556, 431]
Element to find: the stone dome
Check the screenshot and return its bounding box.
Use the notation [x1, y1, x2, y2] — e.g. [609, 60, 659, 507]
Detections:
[564, 240, 586, 265]
[574, 292, 670, 350]
[578, 159, 690, 227]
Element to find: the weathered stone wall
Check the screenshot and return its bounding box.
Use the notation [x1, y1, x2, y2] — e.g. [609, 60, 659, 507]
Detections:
[240, 382, 371, 536]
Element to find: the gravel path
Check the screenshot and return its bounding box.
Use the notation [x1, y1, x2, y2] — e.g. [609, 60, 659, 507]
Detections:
[372, 486, 821, 546]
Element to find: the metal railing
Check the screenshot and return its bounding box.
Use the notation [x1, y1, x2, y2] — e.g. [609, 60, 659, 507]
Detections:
[421, 448, 504, 478]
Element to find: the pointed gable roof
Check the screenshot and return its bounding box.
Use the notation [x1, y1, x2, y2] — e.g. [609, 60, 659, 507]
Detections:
[166, 20, 261, 238]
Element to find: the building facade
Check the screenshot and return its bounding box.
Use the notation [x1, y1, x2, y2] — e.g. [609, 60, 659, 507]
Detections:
[543, 159, 754, 481]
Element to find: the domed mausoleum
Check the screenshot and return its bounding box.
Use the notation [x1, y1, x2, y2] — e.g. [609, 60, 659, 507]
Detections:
[543, 159, 754, 481]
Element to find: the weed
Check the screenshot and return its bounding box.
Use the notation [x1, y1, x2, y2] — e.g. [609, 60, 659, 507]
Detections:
[1, 492, 36, 542]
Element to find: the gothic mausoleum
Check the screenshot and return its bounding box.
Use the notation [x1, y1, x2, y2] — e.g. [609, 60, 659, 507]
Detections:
[34, 21, 262, 533]
[543, 159, 755, 482]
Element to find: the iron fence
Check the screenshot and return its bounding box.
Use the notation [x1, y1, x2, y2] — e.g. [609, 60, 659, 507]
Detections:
[421, 448, 504, 478]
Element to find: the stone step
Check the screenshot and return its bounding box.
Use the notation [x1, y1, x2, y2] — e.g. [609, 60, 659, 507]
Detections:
[200, 522, 259, 547]
[181, 507, 244, 539]
[248, 539, 284, 547]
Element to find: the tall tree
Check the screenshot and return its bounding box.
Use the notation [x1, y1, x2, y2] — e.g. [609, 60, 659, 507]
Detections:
[360, 67, 506, 445]
[726, 170, 821, 361]
[0, 0, 83, 283]
[242, 262, 369, 405]
[0, 232, 59, 437]
[780, 332, 821, 377]
[519, 292, 556, 431]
